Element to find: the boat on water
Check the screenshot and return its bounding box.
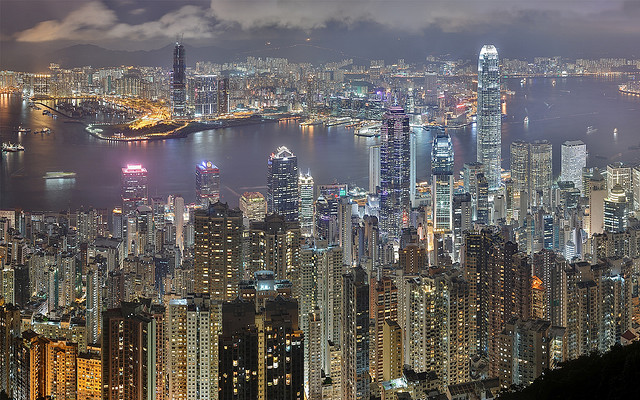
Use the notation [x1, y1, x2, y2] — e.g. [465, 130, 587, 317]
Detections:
[587, 126, 598, 134]
[355, 123, 381, 137]
[43, 172, 77, 179]
[325, 117, 352, 127]
[39, 128, 51, 134]
[2, 142, 25, 152]
[614, 128, 618, 136]
[524, 116, 529, 124]
[300, 119, 324, 126]
[17, 126, 31, 133]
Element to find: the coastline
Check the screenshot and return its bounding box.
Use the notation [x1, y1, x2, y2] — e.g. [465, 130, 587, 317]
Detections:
[85, 114, 283, 142]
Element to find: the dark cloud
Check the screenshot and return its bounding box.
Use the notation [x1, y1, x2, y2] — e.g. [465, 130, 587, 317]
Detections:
[1, 0, 639, 60]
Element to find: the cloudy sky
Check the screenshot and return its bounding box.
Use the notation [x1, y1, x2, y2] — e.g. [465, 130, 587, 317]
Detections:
[1, 0, 640, 64]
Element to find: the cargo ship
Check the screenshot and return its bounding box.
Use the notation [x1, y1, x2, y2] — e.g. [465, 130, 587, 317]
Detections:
[43, 172, 77, 179]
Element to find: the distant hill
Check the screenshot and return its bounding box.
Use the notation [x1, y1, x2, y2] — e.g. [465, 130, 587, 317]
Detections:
[0, 40, 394, 72]
[498, 342, 640, 400]
[0, 42, 235, 71]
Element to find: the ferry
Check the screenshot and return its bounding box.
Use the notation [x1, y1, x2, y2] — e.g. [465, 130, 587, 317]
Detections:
[43, 171, 77, 179]
[586, 126, 597, 135]
[17, 126, 31, 133]
[355, 123, 381, 137]
[2, 142, 25, 152]
[325, 117, 352, 127]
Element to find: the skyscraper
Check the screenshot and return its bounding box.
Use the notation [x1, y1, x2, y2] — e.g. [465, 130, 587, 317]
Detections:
[477, 45, 501, 191]
[380, 107, 411, 239]
[239, 192, 267, 221]
[432, 129, 454, 233]
[604, 184, 627, 233]
[174, 196, 185, 252]
[195, 161, 220, 206]
[369, 144, 381, 194]
[529, 140, 553, 207]
[218, 296, 303, 400]
[510, 141, 530, 202]
[267, 146, 299, 222]
[299, 172, 315, 236]
[561, 141, 587, 192]
[217, 77, 230, 114]
[166, 294, 220, 400]
[121, 164, 148, 215]
[342, 266, 370, 400]
[172, 41, 187, 118]
[102, 302, 156, 400]
[191, 75, 217, 117]
[194, 202, 243, 300]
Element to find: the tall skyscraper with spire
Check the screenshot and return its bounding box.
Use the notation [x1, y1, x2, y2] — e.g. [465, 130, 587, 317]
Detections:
[380, 106, 411, 239]
[477, 45, 501, 191]
[172, 41, 187, 118]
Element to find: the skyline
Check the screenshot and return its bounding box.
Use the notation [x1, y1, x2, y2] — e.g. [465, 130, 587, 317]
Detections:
[2, 1, 640, 71]
[2, 3, 640, 395]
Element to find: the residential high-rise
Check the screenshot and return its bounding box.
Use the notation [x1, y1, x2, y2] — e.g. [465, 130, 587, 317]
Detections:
[174, 195, 185, 252]
[247, 214, 301, 283]
[370, 276, 398, 384]
[510, 140, 530, 204]
[0, 304, 20, 398]
[239, 192, 267, 221]
[588, 168, 606, 236]
[432, 129, 454, 233]
[369, 145, 381, 194]
[195, 161, 220, 206]
[498, 319, 566, 388]
[267, 146, 300, 222]
[477, 45, 501, 191]
[219, 295, 303, 400]
[194, 202, 243, 300]
[405, 270, 471, 388]
[77, 347, 102, 400]
[342, 266, 370, 400]
[307, 311, 323, 400]
[463, 162, 484, 220]
[191, 75, 217, 117]
[561, 141, 587, 192]
[339, 197, 353, 266]
[299, 172, 315, 236]
[380, 107, 411, 239]
[121, 164, 148, 215]
[529, 140, 553, 207]
[172, 41, 187, 118]
[217, 77, 230, 114]
[166, 294, 220, 400]
[102, 302, 156, 400]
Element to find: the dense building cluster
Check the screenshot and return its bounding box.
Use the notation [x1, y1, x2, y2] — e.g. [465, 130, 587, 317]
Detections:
[2, 45, 640, 400]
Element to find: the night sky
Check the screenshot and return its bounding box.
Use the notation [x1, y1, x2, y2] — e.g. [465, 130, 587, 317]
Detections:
[1, 0, 640, 68]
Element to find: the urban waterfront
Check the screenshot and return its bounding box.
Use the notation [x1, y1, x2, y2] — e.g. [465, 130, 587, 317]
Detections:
[2, 76, 638, 210]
